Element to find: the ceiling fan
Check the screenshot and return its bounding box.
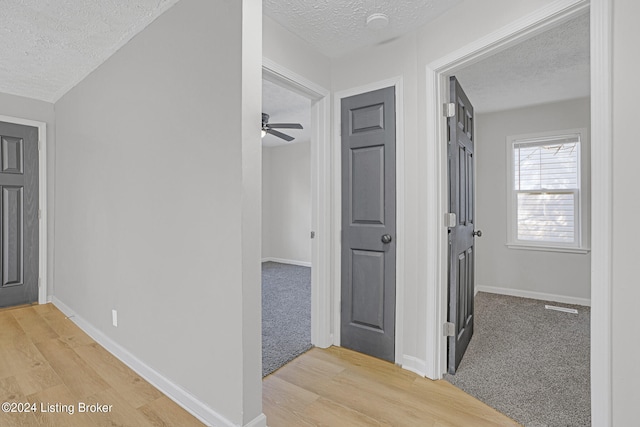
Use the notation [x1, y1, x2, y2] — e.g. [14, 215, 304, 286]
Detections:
[262, 113, 303, 142]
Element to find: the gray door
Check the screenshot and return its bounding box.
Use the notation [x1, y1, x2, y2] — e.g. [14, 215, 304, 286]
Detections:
[0, 121, 39, 308]
[447, 77, 478, 374]
[340, 86, 396, 362]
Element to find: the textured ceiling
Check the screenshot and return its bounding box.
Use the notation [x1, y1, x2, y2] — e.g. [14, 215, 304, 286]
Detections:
[262, 79, 311, 147]
[0, 0, 179, 102]
[263, 0, 464, 58]
[2, 0, 589, 112]
[454, 12, 590, 113]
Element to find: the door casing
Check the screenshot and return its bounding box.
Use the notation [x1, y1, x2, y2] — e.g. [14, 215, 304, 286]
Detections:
[0, 115, 47, 305]
[424, 0, 612, 425]
[334, 76, 405, 364]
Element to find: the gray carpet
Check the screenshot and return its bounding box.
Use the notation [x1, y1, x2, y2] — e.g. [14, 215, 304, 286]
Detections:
[262, 261, 312, 377]
[445, 292, 590, 427]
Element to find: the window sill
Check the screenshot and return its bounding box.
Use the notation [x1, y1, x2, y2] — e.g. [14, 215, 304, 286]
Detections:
[506, 243, 591, 254]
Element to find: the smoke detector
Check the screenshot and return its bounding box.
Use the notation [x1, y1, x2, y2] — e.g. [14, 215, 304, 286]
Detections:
[366, 13, 389, 30]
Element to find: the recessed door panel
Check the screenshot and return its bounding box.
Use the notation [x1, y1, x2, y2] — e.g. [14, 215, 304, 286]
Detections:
[351, 146, 384, 225]
[2, 186, 23, 287]
[350, 103, 385, 134]
[350, 250, 385, 331]
[2, 136, 24, 174]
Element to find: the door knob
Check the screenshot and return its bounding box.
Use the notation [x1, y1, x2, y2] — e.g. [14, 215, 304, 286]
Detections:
[473, 230, 482, 237]
[381, 234, 393, 244]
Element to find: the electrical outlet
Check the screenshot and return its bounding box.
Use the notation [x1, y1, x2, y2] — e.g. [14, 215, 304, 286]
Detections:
[112, 309, 118, 327]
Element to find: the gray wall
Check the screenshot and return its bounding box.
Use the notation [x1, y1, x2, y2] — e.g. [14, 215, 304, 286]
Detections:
[53, 0, 261, 424]
[475, 98, 591, 303]
[612, 0, 640, 423]
[262, 141, 311, 265]
[0, 92, 56, 298]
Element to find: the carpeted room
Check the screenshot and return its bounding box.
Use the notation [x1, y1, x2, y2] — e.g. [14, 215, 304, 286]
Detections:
[261, 78, 313, 376]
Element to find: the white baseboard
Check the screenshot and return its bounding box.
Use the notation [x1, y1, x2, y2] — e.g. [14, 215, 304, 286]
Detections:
[51, 297, 263, 427]
[261, 257, 311, 267]
[476, 285, 591, 307]
[244, 414, 267, 427]
[401, 355, 427, 377]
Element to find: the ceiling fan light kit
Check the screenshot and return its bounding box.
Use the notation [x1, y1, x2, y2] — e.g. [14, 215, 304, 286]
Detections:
[261, 112, 303, 142]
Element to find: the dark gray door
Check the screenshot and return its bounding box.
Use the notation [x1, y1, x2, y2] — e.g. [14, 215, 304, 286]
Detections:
[0, 121, 39, 308]
[447, 77, 477, 374]
[341, 86, 396, 362]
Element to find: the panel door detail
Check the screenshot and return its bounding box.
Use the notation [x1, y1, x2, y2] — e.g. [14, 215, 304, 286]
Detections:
[0, 121, 39, 308]
[447, 77, 476, 374]
[341, 86, 396, 363]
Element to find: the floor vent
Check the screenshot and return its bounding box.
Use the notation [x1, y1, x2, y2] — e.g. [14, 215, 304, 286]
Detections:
[545, 304, 578, 314]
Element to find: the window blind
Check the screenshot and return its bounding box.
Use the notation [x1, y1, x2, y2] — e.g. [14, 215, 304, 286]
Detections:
[512, 135, 580, 244]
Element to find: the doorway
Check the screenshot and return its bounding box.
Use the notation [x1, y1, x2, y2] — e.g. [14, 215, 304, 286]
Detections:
[424, 0, 610, 424]
[261, 60, 331, 375]
[261, 78, 312, 375]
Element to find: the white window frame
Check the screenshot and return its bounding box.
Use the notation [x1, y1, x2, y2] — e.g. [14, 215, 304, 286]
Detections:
[506, 128, 590, 254]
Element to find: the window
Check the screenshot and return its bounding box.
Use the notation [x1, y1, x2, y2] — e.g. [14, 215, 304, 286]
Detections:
[507, 130, 589, 252]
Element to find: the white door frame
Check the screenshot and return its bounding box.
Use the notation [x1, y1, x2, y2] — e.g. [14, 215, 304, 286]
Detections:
[424, 0, 612, 425]
[262, 58, 332, 348]
[0, 114, 48, 305]
[333, 77, 405, 364]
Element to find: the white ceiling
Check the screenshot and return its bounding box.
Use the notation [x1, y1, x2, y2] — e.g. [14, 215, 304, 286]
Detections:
[1, 0, 589, 114]
[262, 79, 311, 147]
[454, 12, 590, 113]
[0, 0, 179, 102]
[263, 0, 463, 58]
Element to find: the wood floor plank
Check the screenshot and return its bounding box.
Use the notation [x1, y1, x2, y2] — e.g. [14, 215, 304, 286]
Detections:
[0, 312, 27, 342]
[263, 346, 521, 427]
[33, 305, 93, 348]
[301, 397, 391, 427]
[269, 350, 345, 396]
[0, 376, 41, 427]
[83, 387, 156, 427]
[13, 364, 63, 396]
[138, 396, 206, 427]
[27, 383, 97, 427]
[0, 334, 49, 380]
[72, 343, 162, 409]
[11, 308, 58, 344]
[34, 339, 110, 400]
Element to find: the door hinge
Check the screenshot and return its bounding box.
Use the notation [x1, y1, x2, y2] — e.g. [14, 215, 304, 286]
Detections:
[38, 209, 41, 220]
[38, 140, 42, 151]
[310, 231, 315, 239]
[444, 322, 456, 337]
[444, 212, 456, 228]
[38, 277, 41, 288]
[444, 103, 456, 118]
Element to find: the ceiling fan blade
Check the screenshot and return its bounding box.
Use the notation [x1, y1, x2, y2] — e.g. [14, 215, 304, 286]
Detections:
[267, 128, 295, 142]
[268, 123, 303, 129]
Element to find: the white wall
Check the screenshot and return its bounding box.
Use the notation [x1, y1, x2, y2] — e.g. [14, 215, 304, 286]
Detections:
[263, 15, 331, 90]
[53, 0, 263, 425]
[612, 0, 640, 424]
[475, 98, 591, 303]
[0, 93, 56, 298]
[262, 141, 311, 265]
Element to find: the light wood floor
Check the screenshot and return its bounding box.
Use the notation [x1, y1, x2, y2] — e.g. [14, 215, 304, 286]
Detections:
[1, 303, 520, 426]
[263, 346, 521, 427]
[0, 303, 204, 427]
